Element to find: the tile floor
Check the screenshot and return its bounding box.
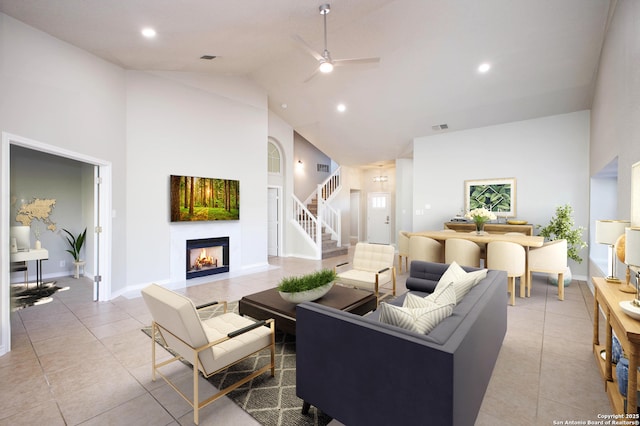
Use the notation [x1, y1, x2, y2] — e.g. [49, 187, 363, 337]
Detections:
[1, 251, 611, 425]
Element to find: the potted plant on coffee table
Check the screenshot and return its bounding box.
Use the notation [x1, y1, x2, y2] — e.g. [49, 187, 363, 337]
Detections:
[537, 204, 587, 286]
[277, 269, 337, 304]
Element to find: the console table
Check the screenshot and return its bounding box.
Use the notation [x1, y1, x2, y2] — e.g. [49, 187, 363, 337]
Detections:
[592, 276, 640, 414]
[10, 248, 48, 290]
[444, 222, 534, 235]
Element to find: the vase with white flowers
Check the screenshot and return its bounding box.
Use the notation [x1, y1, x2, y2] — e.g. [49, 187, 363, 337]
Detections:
[465, 207, 497, 234]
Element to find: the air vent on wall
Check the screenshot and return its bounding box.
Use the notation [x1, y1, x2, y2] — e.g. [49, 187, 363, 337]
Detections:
[431, 123, 449, 131]
[200, 55, 217, 60]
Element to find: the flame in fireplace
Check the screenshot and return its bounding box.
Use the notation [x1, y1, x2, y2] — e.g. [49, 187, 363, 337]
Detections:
[192, 248, 218, 270]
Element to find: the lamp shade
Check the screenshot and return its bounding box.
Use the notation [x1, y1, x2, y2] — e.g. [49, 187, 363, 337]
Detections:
[626, 227, 640, 267]
[596, 220, 630, 245]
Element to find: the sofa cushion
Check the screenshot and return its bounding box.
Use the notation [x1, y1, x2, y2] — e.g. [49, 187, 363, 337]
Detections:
[403, 282, 456, 309]
[379, 300, 453, 334]
[438, 261, 488, 302]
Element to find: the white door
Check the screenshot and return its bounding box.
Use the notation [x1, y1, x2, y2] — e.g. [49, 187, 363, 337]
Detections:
[267, 187, 280, 256]
[367, 192, 391, 244]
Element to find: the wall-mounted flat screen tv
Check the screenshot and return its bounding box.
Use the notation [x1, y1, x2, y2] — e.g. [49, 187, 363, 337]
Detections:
[170, 175, 240, 222]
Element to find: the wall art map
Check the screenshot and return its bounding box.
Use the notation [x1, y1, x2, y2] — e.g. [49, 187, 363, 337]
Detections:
[15, 198, 57, 230]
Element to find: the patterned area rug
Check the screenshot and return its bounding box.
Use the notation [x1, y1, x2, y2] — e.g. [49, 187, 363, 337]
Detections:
[142, 301, 331, 426]
[11, 281, 60, 311]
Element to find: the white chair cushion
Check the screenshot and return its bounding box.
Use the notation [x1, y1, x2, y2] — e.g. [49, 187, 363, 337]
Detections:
[437, 261, 487, 303]
[201, 313, 272, 374]
[379, 301, 453, 334]
[336, 269, 392, 290]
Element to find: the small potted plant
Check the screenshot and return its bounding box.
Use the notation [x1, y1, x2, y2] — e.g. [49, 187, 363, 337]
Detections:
[537, 204, 587, 285]
[277, 269, 337, 304]
[63, 228, 87, 278]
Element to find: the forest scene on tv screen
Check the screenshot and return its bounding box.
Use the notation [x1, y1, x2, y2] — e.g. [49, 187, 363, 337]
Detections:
[170, 175, 239, 222]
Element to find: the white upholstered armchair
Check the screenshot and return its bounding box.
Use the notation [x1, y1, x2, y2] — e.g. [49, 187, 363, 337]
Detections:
[335, 242, 396, 300]
[141, 284, 275, 425]
[528, 239, 568, 301]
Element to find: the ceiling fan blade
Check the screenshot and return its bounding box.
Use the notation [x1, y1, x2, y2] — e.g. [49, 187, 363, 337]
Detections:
[333, 57, 381, 67]
[292, 34, 324, 61]
[303, 68, 320, 83]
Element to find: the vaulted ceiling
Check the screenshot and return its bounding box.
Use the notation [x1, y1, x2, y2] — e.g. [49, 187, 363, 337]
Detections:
[0, 0, 613, 167]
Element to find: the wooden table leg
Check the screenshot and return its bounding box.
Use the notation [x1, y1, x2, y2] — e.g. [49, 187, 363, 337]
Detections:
[629, 347, 638, 413]
[593, 288, 600, 346]
[558, 272, 564, 301]
[606, 308, 613, 382]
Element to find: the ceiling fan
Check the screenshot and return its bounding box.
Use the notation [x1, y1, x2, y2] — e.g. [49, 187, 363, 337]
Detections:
[293, 3, 380, 82]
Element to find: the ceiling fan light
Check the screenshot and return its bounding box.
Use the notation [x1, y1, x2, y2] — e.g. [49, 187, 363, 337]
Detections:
[319, 61, 334, 73]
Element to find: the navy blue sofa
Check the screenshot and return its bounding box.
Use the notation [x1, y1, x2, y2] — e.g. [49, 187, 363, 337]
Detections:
[296, 261, 507, 426]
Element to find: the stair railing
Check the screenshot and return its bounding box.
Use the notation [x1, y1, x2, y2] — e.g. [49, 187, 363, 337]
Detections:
[292, 195, 322, 257]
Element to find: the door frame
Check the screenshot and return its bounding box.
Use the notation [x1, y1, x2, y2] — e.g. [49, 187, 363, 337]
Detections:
[267, 185, 283, 257]
[1, 132, 112, 355]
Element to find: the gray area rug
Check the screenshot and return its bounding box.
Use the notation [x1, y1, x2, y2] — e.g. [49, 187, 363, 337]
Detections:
[142, 301, 331, 426]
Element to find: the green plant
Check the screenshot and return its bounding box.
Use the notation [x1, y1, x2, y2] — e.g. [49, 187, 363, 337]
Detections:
[537, 204, 587, 263]
[277, 269, 337, 293]
[63, 227, 87, 262]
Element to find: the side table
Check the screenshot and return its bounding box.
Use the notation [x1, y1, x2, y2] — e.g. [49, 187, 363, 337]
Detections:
[592, 276, 640, 414]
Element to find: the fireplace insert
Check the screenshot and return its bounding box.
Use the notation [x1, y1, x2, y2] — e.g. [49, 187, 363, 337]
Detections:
[186, 237, 229, 279]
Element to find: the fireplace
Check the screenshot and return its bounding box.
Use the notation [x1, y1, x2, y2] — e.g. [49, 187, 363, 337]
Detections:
[186, 237, 229, 279]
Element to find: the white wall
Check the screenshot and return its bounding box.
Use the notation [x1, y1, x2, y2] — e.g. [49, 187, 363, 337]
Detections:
[411, 111, 591, 277]
[590, 0, 640, 224]
[124, 70, 269, 291]
[0, 13, 127, 354]
[293, 133, 333, 201]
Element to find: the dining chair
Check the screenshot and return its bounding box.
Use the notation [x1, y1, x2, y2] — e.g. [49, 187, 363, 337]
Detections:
[397, 231, 410, 274]
[444, 238, 481, 268]
[409, 236, 443, 264]
[487, 241, 525, 306]
[528, 239, 568, 300]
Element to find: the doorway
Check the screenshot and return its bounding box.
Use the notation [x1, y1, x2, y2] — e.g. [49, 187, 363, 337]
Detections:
[1, 132, 112, 355]
[350, 190, 361, 244]
[367, 192, 391, 244]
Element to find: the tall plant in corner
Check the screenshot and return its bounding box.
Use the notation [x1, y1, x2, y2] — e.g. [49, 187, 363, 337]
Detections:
[537, 204, 587, 263]
[63, 228, 87, 262]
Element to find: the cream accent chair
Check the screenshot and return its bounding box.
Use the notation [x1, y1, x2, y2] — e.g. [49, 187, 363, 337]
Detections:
[141, 284, 275, 425]
[335, 242, 396, 300]
[487, 241, 525, 306]
[528, 239, 568, 301]
[408, 236, 443, 264]
[398, 231, 410, 274]
[445, 238, 481, 268]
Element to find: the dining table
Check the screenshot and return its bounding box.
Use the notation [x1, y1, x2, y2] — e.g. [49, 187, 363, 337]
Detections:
[407, 230, 544, 299]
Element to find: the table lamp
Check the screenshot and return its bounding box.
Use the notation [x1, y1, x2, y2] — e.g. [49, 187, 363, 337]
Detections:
[596, 220, 630, 283]
[615, 233, 637, 293]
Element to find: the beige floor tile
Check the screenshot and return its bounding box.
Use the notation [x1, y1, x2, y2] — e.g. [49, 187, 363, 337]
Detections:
[0, 400, 65, 426]
[80, 392, 175, 425]
[1, 255, 609, 425]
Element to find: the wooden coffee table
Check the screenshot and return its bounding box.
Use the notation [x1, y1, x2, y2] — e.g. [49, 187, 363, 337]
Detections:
[239, 285, 377, 335]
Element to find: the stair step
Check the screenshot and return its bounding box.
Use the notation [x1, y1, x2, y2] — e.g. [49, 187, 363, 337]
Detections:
[322, 239, 338, 250]
[322, 246, 348, 259]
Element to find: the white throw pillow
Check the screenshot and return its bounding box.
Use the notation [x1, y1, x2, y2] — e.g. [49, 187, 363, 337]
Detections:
[437, 261, 488, 303]
[379, 302, 453, 334]
[403, 282, 456, 309]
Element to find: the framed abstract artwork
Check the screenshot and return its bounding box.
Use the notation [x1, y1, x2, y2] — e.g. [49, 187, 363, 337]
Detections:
[464, 178, 516, 217]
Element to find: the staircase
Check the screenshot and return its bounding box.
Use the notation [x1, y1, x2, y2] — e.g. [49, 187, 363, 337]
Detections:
[307, 197, 347, 259]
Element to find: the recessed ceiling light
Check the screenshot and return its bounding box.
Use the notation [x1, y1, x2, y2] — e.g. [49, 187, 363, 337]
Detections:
[337, 103, 346, 112]
[281, 103, 288, 109]
[141, 28, 157, 38]
[478, 62, 491, 73]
